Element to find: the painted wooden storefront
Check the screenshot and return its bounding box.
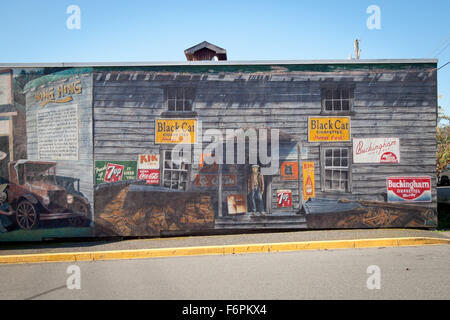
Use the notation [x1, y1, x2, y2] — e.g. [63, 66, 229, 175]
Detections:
[91, 61, 437, 234]
[0, 60, 438, 241]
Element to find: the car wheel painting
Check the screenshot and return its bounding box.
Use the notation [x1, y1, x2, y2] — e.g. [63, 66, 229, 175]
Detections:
[68, 200, 90, 227]
[15, 200, 39, 230]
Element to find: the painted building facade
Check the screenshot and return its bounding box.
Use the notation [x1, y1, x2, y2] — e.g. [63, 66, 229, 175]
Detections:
[0, 60, 438, 241]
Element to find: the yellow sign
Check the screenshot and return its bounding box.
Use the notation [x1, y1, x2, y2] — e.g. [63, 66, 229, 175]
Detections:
[308, 117, 350, 142]
[155, 119, 196, 144]
[302, 162, 315, 200]
[34, 80, 82, 107]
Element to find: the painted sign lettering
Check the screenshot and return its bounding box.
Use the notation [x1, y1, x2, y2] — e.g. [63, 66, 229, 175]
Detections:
[387, 177, 431, 202]
[353, 138, 400, 163]
[155, 119, 196, 144]
[138, 169, 160, 184]
[302, 162, 315, 200]
[34, 80, 82, 107]
[137, 154, 160, 184]
[138, 154, 160, 169]
[95, 160, 137, 185]
[37, 105, 79, 160]
[105, 163, 124, 182]
[308, 117, 350, 142]
[277, 189, 292, 208]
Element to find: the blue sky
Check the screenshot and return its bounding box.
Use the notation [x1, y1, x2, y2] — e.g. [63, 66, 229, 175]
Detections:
[0, 0, 449, 119]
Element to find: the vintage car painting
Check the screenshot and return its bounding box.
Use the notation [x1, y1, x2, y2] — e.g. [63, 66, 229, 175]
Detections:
[0, 161, 91, 230]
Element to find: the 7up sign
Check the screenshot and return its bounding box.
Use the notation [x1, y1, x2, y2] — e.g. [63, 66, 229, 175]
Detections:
[95, 161, 137, 185]
[105, 163, 124, 182]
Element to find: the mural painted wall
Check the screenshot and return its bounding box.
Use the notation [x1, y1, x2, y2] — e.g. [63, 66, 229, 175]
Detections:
[0, 62, 439, 240]
[0, 68, 94, 240]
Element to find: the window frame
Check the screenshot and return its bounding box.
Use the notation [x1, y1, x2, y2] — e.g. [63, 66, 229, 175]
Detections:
[160, 148, 191, 191]
[165, 87, 196, 113]
[320, 84, 355, 114]
[320, 144, 352, 193]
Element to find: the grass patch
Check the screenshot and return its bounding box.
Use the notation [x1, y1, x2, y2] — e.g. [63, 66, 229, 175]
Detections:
[0, 227, 93, 242]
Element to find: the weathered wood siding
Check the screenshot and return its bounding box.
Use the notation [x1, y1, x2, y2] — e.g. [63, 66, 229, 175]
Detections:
[93, 65, 437, 213]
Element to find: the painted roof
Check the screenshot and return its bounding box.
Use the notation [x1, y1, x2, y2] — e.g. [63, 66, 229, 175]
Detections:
[16, 59, 438, 91]
[0, 58, 437, 68]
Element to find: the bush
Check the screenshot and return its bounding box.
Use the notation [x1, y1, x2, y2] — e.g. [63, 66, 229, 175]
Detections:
[438, 202, 450, 229]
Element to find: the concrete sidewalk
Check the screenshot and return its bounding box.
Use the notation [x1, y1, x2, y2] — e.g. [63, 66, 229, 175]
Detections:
[0, 228, 448, 257]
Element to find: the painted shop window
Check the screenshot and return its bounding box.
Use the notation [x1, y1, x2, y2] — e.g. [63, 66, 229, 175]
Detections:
[166, 87, 195, 112]
[322, 147, 351, 192]
[162, 149, 190, 190]
[321, 87, 354, 112]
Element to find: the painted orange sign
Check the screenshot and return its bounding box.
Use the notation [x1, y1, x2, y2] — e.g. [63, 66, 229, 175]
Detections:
[155, 119, 196, 144]
[302, 161, 315, 200]
[308, 117, 350, 142]
[281, 162, 298, 180]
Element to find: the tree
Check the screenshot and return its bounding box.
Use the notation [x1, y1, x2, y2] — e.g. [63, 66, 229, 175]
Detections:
[437, 106, 450, 177]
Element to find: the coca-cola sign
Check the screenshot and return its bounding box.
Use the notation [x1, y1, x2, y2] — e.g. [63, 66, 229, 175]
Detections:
[387, 177, 431, 202]
[353, 137, 400, 163]
[138, 169, 159, 184]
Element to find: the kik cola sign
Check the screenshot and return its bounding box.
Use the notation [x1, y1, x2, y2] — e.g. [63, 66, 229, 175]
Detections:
[138, 154, 160, 184]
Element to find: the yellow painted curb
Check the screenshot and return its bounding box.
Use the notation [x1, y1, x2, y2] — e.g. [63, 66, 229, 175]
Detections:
[0, 237, 449, 265]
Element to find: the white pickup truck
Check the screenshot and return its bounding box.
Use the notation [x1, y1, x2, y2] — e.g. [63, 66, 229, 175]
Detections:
[439, 164, 450, 186]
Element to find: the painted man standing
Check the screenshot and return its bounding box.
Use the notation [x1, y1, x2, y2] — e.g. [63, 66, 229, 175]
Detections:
[248, 164, 265, 214]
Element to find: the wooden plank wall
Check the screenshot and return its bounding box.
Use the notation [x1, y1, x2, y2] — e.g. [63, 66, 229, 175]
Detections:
[93, 66, 437, 211]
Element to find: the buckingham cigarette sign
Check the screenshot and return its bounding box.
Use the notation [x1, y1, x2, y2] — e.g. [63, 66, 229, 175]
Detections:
[387, 177, 431, 202]
[308, 117, 350, 142]
[353, 137, 400, 163]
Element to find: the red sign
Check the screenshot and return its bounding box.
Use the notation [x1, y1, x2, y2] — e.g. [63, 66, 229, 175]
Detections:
[380, 152, 398, 163]
[387, 177, 432, 202]
[138, 169, 160, 184]
[277, 190, 292, 208]
[104, 163, 124, 182]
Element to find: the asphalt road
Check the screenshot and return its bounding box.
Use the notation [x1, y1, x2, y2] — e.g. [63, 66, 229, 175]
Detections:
[1, 245, 449, 300]
[1, 228, 447, 256]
